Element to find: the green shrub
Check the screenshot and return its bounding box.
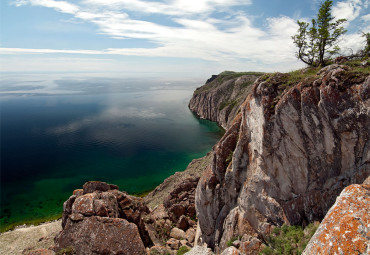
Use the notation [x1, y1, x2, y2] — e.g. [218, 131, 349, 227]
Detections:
[259, 222, 319, 255]
[226, 236, 239, 247]
[177, 246, 190, 255]
[56, 246, 76, 255]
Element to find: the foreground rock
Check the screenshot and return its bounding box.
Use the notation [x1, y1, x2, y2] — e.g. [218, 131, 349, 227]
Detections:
[54, 181, 150, 254]
[303, 183, 370, 254]
[194, 64, 370, 252]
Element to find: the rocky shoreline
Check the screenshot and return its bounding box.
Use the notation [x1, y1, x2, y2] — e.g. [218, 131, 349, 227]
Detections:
[1, 60, 369, 255]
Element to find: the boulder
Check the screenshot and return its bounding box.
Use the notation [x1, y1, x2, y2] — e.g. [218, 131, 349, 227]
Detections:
[83, 181, 112, 194]
[166, 238, 180, 250]
[220, 246, 240, 255]
[170, 227, 186, 240]
[185, 228, 196, 243]
[55, 181, 153, 253]
[303, 184, 370, 254]
[177, 215, 189, 231]
[55, 216, 146, 255]
[149, 246, 171, 255]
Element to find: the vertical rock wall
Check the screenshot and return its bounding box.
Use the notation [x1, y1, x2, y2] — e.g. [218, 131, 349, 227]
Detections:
[195, 64, 370, 251]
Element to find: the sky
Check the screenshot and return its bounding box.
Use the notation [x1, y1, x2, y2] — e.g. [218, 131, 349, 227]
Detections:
[0, 0, 369, 78]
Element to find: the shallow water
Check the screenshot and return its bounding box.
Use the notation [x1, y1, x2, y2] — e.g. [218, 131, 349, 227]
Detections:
[0, 77, 223, 231]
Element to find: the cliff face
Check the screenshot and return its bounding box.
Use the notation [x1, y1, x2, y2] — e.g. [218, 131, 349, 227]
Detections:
[194, 64, 370, 251]
[189, 72, 263, 129]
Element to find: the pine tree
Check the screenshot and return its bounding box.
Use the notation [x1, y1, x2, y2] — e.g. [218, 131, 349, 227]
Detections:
[292, 0, 347, 66]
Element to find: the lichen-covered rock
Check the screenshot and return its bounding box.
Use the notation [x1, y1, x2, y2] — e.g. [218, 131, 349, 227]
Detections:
[195, 64, 370, 251]
[55, 216, 146, 255]
[303, 184, 370, 254]
[55, 181, 153, 254]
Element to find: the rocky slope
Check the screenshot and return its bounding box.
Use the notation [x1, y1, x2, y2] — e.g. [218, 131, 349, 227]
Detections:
[194, 62, 370, 253]
[189, 71, 263, 129]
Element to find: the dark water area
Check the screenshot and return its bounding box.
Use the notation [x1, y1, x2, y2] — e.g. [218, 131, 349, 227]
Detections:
[0, 78, 223, 231]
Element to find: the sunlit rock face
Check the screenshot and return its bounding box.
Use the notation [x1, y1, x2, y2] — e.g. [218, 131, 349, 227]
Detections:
[55, 181, 150, 255]
[303, 183, 370, 254]
[194, 64, 370, 252]
[189, 73, 261, 129]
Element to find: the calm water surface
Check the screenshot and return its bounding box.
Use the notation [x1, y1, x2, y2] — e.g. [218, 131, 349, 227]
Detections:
[0, 76, 223, 231]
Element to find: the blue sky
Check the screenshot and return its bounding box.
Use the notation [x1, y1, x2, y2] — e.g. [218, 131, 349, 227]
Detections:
[0, 0, 369, 78]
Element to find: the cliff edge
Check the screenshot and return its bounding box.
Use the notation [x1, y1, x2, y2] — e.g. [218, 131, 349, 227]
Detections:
[189, 71, 263, 129]
[193, 61, 370, 253]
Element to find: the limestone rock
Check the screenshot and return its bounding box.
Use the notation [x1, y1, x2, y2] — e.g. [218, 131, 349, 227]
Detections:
[194, 64, 370, 249]
[149, 246, 171, 255]
[303, 184, 370, 254]
[166, 238, 180, 250]
[185, 228, 196, 243]
[220, 246, 240, 255]
[170, 227, 186, 240]
[55, 216, 146, 255]
[185, 245, 215, 255]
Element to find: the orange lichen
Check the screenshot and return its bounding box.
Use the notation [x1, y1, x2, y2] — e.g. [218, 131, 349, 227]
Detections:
[304, 184, 370, 254]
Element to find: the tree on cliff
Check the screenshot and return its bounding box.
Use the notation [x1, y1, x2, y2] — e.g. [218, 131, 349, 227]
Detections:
[292, 0, 347, 67]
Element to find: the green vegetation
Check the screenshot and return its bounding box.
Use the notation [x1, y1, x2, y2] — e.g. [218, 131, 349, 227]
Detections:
[226, 236, 240, 247]
[219, 99, 238, 111]
[292, 0, 347, 66]
[194, 71, 264, 95]
[225, 151, 233, 166]
[177, 246, 190, 255]
[56, 246, 76, 255]
[259, 223, 319, 255]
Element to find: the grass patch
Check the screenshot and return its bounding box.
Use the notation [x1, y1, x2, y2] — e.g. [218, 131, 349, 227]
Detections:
[259, 222, 319, 255]
[219, 99, 239, 111]
[56, 246, 76, 255]
[177, 246, 190, 255]
[226, 236, 240, 247]
[194, 71, 264, 95]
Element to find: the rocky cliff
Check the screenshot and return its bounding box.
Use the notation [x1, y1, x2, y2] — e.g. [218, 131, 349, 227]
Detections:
[194, 62, 370, 253]
[189, 71, 263, 129]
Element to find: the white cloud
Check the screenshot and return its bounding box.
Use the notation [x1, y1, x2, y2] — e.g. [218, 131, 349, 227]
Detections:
[332, 0, 364, 21]
[13, 0, 79, 14]
[5, 0, 368, 74]
[82, 0, 250, 16]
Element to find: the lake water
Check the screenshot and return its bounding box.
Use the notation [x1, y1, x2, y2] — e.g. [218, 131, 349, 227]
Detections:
[0, 74, 223, 231]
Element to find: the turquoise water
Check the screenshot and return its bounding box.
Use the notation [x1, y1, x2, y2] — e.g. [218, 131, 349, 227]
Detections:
[0, 86, 223, 231]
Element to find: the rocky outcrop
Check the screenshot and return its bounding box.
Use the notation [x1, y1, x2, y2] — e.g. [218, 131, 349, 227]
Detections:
[303, 183, 370, 254]
[55, 181, 150, 254]
[195, 64, 370, 252]
[189, 72, 263, 129]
